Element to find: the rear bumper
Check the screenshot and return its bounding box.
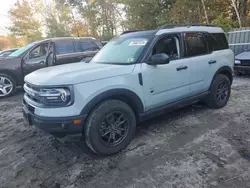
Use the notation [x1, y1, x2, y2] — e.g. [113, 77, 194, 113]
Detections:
[22, 101, 86, 136]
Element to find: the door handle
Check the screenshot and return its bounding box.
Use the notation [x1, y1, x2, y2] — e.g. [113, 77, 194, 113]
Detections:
[208, 60, 217, 64]
[39, 61, 45, 64]
[176, 66, 188, 71]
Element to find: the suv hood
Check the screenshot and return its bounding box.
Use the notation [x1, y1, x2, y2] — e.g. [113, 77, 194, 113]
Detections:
[235, 52, 250, 60]
[25, 62, 135, 86]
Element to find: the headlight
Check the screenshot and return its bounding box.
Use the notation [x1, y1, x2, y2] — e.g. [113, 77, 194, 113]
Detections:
[235, 60, 241, 64]
[39, 88, 73, 107]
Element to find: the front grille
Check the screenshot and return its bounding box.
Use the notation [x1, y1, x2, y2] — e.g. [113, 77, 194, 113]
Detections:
[24, 83, 42, 104]
[23, 98, 35, 113]
[240, 60, 250, 66]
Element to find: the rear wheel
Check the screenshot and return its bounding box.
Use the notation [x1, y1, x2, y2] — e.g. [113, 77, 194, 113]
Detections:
[206, 74, 231, 109]
[0, 73, 16, 98]
[84, 99, 136, 156]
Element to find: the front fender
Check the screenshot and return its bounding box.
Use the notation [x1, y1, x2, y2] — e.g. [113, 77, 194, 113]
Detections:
[81, 88, 144, 116]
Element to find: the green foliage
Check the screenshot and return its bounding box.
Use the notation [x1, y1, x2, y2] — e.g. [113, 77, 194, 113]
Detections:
[8, 0, 43, 43]
[212, 14, 237, 32]
[170, 0, 202, 24]
[120, 0, 176, 30]
[44, 1, 72, 37]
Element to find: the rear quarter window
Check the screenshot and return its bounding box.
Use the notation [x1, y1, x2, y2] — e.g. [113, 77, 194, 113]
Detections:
[56, 40, 75, 55]
[74, 40, 100, 52]
[205, 33, 229, 51]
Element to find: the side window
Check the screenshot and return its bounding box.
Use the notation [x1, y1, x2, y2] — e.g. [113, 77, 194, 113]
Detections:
[74, 41, 100, 52]
[204, 33, 218, 52]
[184, 33, 208, 57]
[210, 33, 229, 51]
[205, 33, 229, 52]
[56, 40, 75, 55]
[29, 43, 49, 59]
[87, 41, 100, 51]
[152, 35, 180, 61]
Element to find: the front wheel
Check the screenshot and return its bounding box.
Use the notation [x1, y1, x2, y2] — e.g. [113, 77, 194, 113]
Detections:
[206, 74, 231, 109]
[84, 100, 136, 156]
[0, 73, 16, 98]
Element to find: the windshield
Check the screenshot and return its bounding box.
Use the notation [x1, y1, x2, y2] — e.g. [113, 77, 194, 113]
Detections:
[91, 36, 149, 64]
[9, 43, 35, 57]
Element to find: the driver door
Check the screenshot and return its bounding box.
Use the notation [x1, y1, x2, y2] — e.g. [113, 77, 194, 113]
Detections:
[22, 42, 49, 76]
[142, 34, 191, 111]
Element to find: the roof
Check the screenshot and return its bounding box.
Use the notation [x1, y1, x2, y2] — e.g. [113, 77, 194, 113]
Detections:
[50, 37, 97, 41]
[34, 37, 98, 44]
[156, 26, 224, 35]
[121, 24, 224, 37]
[159, 24, 218, 29]
[121, 30, 157, 38]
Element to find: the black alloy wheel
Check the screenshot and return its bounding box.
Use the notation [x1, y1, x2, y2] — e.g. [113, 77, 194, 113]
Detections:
[99, 112, 129, 146]
[216, 81, 229, 103]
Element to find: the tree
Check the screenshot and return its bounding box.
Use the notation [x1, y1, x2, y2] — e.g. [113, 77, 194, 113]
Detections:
[43, 1, 73, 37]
[60, 0, 125, 39]
[119, 0, 176, 30]
[8, 0, 43, 44]
[71, 20, 93, 37]
[211, 13, 237, 31]
[170, 0, 202, 24]
[201, 0, 209, 24]
[231, 0, 242, 27]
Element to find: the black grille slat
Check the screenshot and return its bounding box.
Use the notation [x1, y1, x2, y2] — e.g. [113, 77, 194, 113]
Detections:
[23, 98, 35, 113]
[24, 83, 41, 104]
[26, 84, 40, 92]
[28, 105, 35, 113]
[240, 60, 250, 66]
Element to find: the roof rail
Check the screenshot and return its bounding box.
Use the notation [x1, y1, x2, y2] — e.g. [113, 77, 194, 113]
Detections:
[159, 24, 218, 30]
[121, 30, 143, 35]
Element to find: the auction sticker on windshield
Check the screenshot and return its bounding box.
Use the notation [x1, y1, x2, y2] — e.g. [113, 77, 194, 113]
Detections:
[129, 40, 147, 46]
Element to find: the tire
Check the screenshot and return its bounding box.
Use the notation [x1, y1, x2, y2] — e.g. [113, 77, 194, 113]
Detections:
[0, 73, 16, 98]
[206, 74, 231, 109]
[84, 99, 136, 156]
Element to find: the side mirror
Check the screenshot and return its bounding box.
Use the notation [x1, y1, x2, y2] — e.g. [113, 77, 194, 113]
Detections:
[149, 53, 170, 65]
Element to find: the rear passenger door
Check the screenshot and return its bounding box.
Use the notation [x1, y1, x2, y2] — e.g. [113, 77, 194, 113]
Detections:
[204, 33, 231, 89]
[183, 32, 212, 96]
[54, 39, 78, 65]
[74, 39, 101, 63]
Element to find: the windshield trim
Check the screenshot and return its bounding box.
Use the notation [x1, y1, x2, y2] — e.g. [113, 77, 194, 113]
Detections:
[92, 61, 136, 65]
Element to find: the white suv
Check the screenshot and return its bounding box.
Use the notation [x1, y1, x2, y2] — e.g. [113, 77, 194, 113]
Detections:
[23, 24, 234, 156]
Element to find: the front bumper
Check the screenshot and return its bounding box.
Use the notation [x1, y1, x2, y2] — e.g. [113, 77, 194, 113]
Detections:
[234, 65, 250, 72]
[22, 100, 86, 136]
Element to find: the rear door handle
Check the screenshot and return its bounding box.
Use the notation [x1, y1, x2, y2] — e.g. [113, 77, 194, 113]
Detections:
[209, 60, 217, 64]
[176, 66, 188, 71]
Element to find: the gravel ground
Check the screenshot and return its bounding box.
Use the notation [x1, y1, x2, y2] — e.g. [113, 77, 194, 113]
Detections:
[1, 76, 250, 188]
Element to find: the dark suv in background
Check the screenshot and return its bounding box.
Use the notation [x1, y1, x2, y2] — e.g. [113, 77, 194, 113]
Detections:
[0, 48, 18, 57]
[0, 37, 102, 98]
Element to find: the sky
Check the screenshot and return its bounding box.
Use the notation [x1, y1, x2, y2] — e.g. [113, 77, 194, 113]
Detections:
[0, 0, 16, 35]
